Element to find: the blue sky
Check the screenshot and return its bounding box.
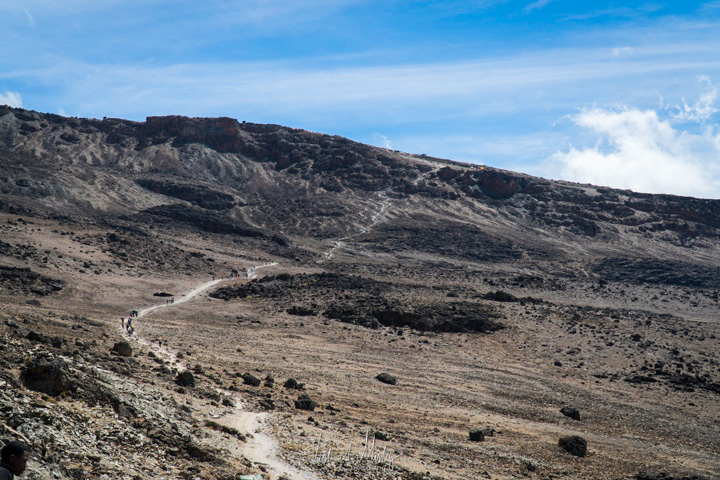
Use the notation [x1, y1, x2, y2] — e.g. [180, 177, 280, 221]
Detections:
[2, 1, 720, 198]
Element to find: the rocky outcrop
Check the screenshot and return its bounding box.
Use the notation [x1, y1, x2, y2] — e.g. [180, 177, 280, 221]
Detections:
[137, 179, 235, 210]
[142, 204, 263, 237]
[211, 273, 504, 333]
[0, 266, 65, 296]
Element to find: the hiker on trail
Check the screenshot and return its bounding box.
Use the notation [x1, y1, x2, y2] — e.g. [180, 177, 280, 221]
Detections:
[0, 440, 30, 479]
[120, 317, 124, 328]
[170, 297, 174, 304]
[128, 325, 134, 336]
[158, 338, 163, 347]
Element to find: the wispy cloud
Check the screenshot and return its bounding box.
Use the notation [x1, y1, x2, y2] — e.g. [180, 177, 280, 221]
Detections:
[0, 91, 22, 107]
[523, 0, 553, 14]
[24, 9, 35, 27]
[612, 46, 634, 59]
[372, 133, 392, 149]
[672, 75, 717, 122]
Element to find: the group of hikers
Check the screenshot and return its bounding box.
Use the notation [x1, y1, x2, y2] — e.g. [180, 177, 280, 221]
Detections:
[120, 309, 139, 335]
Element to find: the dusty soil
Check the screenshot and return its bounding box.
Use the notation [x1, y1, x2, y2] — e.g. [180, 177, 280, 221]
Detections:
[1, 108, 719, 480]
[1, 212, 717, 480]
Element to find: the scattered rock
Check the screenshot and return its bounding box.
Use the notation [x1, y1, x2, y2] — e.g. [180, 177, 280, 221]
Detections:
[558, 435, 587, 457]
[176, 370, 195, 387]
[294, 393, 316, 411]
[286, 305, 315, 316]
[376, 373, 396, 385]
[243, 373, 261, 386]
[560, 406, 581, 420]
[283, 378, 304, 389]
[21, 356, 74, 396]
[469, 428, 485, 442]
[484, 290, 518, 302]
[112, 341, 133, 357]
[478, 426, 495, 437]
[635, 471, 709, 480]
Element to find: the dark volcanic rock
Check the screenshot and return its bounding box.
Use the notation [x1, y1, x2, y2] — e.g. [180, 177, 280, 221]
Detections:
[137, 178, 235, 210]
[284, 378, 304, 390]
[294, 392, 316, 411]
[558, 435, 587, 457]
[176, 370, 195, 387]
[143, 203, 263, 237]
[112, 341, 133, 357]
[0, 265, 65, 295]
[469, 428, 485, 442]
[376, 373, 397, 385]
[484, 291, 519, 302]
[560, 406, 581, 420]
[242, 372, 261, 386]
[21, 357, 74, 396]
[286, 305, 316, 316]
[635, 471, 709, 480]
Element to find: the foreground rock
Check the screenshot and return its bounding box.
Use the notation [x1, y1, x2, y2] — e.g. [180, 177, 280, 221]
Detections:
[294, 393, 316, 411]
[560, 406, 581, 420]
[112, 341, 133, 357]
[469, 428, 485, 442]
[559, 435, 587, 457]
[21, 356, 74, 396]
[376, 373, 397, 385]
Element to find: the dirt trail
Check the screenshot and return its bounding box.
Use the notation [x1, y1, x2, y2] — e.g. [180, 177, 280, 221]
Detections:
[321, 167, 439, 261]
[116, 263, 317, 480]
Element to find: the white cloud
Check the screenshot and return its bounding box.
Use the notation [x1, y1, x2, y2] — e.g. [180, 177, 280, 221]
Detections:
[0, 91, 22, 107]
[612, 46, 633, 58]
[24, 9, 35, 27]
[672, 75, 717, 122]
[372, 133, 392, 149]
[552, 107, 720, 198]
[524, 0, 553, 14]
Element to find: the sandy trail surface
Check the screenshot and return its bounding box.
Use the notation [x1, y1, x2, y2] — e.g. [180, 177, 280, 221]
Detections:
[120, 263, 316, 480]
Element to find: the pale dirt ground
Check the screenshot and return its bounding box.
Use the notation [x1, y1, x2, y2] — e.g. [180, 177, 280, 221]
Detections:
[2, 214, 719, 480]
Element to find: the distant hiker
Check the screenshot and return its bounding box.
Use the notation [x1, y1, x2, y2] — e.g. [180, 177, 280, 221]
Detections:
[170, 297, 174, 304]
[120, 317, 125, 328]
[158, 338, 163, 347]
[128, 326, 134, 336]
[0, 440, 30, 479]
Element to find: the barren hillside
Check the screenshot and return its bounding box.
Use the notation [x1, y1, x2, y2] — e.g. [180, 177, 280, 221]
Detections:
[1, 106, 718, 480]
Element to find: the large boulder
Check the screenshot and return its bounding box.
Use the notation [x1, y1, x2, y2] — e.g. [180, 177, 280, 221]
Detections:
[112, 341, 133, 357]
[294, 393, 316, 411]
[376, 373, 396, 385]
[242, 373, 261, 387]
[21, 357, 74, 396]
[560, 406, 581, 421]
[558, 435, 587, 457]
[469, 428, 485, 442]
[176, 370, 195, 387]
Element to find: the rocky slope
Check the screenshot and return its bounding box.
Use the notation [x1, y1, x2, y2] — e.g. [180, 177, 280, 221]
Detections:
[1, 106, 718, 480]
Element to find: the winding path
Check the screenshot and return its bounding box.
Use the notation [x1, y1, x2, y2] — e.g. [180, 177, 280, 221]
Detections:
[320, 166, 440, 261]
[120, 263, 319, 480]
